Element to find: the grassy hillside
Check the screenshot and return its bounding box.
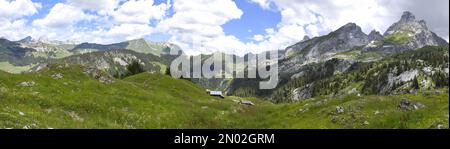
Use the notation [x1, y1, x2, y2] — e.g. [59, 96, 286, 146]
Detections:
[0, 64, 447, 129]
[0, 64, 268, 128]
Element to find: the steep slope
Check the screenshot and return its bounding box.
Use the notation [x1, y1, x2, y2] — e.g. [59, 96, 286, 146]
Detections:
[278, 46, 449, 102]
[228, 11, 449, 103]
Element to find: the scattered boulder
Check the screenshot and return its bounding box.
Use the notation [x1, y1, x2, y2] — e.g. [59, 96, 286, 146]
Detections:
[83, 67, 114, 84]
[66, 111, 84, 122]
[239, 100, 255, 106]
[336, 106, 345, 113]
[298, 108, 309, 113]
[363, 121, 370, 125]
[98, 76, 114, 84]
[51, 73, 63, 79]
[35, 63, 49, 72]
[374, 110, 383, 115]
[331, 116, 339, 123]
[17, 81, 36, 87]
[57, 64, 65, 69]
[398, 98, 411, 109]
[398, 98, 426, 110]
[413, 102, 425, 110]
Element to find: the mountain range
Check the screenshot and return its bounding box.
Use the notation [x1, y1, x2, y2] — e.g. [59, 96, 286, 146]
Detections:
[0, 11, 448, 102]
[0, 11, 448, 129]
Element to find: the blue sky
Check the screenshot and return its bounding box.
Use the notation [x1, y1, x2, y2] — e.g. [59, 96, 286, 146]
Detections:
[0, 0, 448, 55]
[222, 0, 280, 43]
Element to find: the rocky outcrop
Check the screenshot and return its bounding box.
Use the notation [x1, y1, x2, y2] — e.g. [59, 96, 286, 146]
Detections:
[302, 35, 310, 41]
[368, 30, 383, 41]
[17, 81, 36, 87]
[292, 83, 314, 101]
[83, 67, 115, 84]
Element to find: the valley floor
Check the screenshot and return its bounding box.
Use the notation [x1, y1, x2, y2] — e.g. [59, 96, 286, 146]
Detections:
[0, 64, 448, 129]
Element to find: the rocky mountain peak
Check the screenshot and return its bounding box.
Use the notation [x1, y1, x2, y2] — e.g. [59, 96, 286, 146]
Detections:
[368, 30, 383, 41]
[372, 11, 449, 52]
[400, 11, 416, 22]
[333, 23, 368, 40]
[336, 23, 361, 32]
[18, 36, 34, 43]
[384, 11, 427, 36]
[302, 35, 310, 41]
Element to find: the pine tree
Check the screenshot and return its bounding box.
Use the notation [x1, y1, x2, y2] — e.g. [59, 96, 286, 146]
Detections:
[412, 76, 420, 89]
[126, 60, 145, 77]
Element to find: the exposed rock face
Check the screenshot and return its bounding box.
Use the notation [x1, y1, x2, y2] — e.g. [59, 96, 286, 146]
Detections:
[381, 69, 419, 94]
[83, 67, 115, 84]
[281, 23, 369, 76]
[286, 23, 369, 59]
[292, 83, 314, 101]
[368, 30, 383, 41]
[367, 11, 448, 53]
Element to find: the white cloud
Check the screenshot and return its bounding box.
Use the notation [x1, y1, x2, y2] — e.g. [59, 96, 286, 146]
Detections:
[0, 0, 41, 40]
[32, 3, 96, 28]
[26, 0, 169, 44]
[253, 34, 264, 42]
[0, 19, 30, 40]
[0, 0, 41, 19]
[250, 0, 271, 10]
[106, 23, 154, 40]
[113, 0, 169, 24]
[157, 0, 244, 54]
[68, 0, 121, 15]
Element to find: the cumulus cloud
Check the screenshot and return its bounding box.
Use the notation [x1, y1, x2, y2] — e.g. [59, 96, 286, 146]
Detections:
[0, 0, 41, 40]
[113, 0, 169, 24]
[157, 0, 245, 54]
[106, 23, 154, 40]
[250, 0, 271, 10]
[27, 0, 169, 43]
[68, 0, 121, 15]
[0, 0, 41, 19]
[0, 19, 30, 40]
[32, 3, 96, 28]
[253, 34, 265, 42]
